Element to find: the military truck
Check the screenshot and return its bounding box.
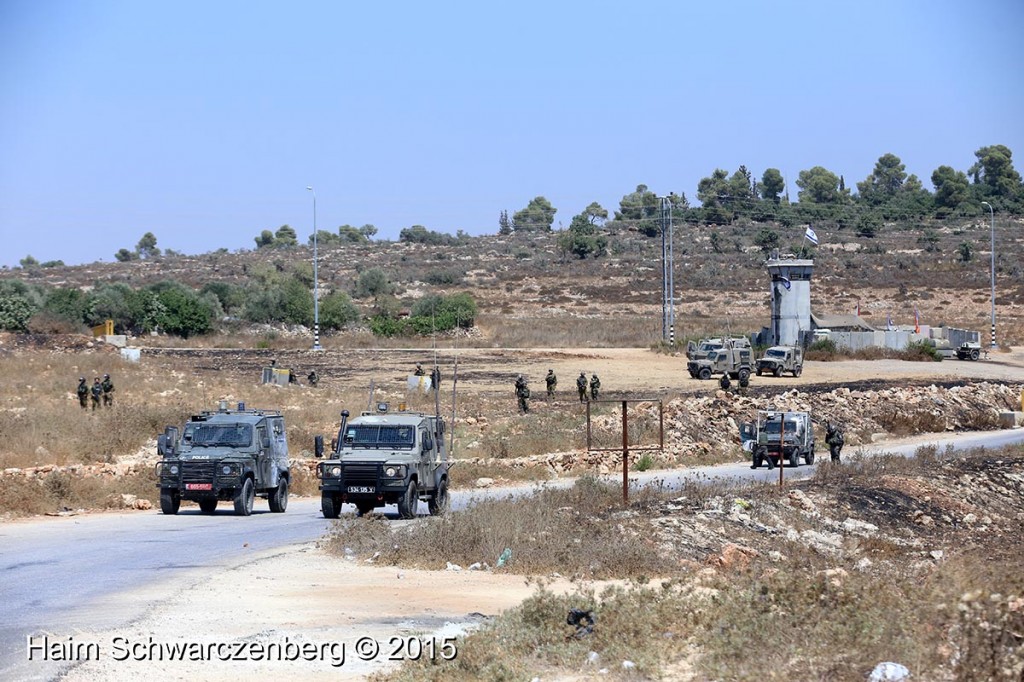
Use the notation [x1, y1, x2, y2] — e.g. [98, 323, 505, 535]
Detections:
[741, 410, 815, 469]
[756, 345, 804, 377]
[155, 401, 290, 516]
[687, 337, 752, 381]
[315, 403, 449, 519]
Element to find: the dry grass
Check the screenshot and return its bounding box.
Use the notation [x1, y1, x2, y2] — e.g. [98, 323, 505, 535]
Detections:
[372, 446, 1024, 681]
[326, 475, 681, 579]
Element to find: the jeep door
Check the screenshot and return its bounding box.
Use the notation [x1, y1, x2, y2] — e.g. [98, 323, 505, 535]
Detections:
[256, 424, 276, 488]
[417, 426, 433, 491]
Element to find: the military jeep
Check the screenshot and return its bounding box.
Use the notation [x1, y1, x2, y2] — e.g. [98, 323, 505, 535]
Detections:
[741, 410, 815, 469]
[687, 342, 752, 382]
[315, 404, 449, 519]
[155, 401, 290, 516]
[756, 345, 804, 377]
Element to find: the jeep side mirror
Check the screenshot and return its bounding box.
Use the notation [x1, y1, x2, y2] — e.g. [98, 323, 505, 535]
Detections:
[314, 435, 324, 458]
[157, 434, 169, 458]
[423, 435, 433, 452]
[262, 434, 271, 449]
[158, 426, 178, 457]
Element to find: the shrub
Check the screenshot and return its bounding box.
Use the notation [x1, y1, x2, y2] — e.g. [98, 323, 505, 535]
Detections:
[903, 339, 942, 362]
[354, 268, 393, 298]
[319, 291, 361, 330]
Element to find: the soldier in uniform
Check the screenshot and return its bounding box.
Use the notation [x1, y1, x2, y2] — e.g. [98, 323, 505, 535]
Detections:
[76, 377, 89, 409]
[90, 377, 103, 411]
[825, 421, 845, 463]
[307, 370, 319, 387]
[545, 369, 557, 400]
[101, 373, 115, 407]
[719, 373, 731, 392]
[431, 366, 441, 391]
[589, 374, 601, 401]
[514, 374, 530, 413]
[576, 372, 588, 402]
[414, 363, 425, 376]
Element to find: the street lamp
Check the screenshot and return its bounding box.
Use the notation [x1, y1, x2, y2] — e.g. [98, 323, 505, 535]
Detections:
[306, 186, 321, 350]
[981, 201, 996, 349]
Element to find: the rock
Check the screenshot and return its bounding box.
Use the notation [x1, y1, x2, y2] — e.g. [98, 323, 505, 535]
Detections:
[446, 562, 462, 572]
[475, 477, 495, 488]
[856, 558, 873, 571]
[962, 513, 978, 525]
[468, 562, 482, 571]
[132, 498, 152, 511]
[868, 661, 910, 681]
[587, 651, 600, 664]
[788, 490, 816, 512]
[930, 550, 945, 561]
[119, 494, 138, 508]
[711, 542, 758, 569]
[818, 567, 849, 587]
[622, 661, 636, 670]
[841, 518, 879, 536]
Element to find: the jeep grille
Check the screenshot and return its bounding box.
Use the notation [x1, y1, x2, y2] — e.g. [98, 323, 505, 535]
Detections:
[343, 463, 380, 486]
[181, 461, 216, 483]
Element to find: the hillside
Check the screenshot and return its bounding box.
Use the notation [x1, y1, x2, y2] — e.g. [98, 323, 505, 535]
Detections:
[3, 216, 1024, 346]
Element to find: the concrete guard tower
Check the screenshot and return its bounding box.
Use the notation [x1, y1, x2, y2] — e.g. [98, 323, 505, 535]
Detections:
[766, 253, 814, 346]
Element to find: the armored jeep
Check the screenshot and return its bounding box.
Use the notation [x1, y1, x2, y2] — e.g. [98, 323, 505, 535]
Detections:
[741, 410, 815, 469]
[956, 342, 982, 361]
[315, 404, 449, 519]
[155, 401, 290, 516]
[756, 345, 804, 377]
[687, 338, 752, 382]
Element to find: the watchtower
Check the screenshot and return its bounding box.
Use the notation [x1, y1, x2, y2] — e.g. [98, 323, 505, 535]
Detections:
[766, 254, 814, 346]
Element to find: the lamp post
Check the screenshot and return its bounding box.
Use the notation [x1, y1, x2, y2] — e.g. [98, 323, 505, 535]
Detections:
[981, 201, 995, 349]
[306, 186, 321, 350]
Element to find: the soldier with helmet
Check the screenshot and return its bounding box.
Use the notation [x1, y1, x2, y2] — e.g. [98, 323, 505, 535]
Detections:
[76, 377, 88, 409]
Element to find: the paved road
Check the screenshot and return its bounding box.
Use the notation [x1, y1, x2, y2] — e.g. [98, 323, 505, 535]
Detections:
[2, 428, 1023, 680]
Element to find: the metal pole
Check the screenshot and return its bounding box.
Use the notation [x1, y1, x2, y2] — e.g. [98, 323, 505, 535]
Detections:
[667, 196, 675, 345]
[621, 400, 629, 505]
[663, 196, 671, 339]
[307, 186, 321, 350]
[981, 201, 996, 349]
[778, 414, 785, 487]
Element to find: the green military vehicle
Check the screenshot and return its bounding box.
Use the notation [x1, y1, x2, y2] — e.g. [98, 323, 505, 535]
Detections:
[687, 337, 752, 382]
[741, 410, 815, 470]
[155, 401, 290, 516]
[755, 345, 804, 377]
[315, 403, 449, 519]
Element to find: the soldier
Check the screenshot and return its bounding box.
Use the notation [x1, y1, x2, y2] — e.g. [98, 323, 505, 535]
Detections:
[431, 366, 441, 391]
[576, 372, 588, 402]
[90, 377, 103, 411]
[414, 363, 425, 376]
[307, 370, 319, 387]
[76, 377, 89, 409]
[589, 374, 601, 401]
[514, 374, 530, 413]
[101, 373, 115, 407]
[825, 421, 845, 463]
[719, 373, 731, 392]
[545, 369, 557, 400]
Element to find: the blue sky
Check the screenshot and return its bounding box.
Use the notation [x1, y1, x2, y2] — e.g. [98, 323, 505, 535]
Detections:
[1, 0, 1022, 267]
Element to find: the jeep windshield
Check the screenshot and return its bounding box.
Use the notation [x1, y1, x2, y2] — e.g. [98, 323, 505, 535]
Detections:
[344, 425, 415, 449]
[698, 342, 722, 353]
[766, 349, 788, 358]
[189, 424, 253, 447]
[762, 420, 799, 435]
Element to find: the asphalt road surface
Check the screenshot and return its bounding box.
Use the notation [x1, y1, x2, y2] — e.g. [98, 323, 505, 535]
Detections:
[2, 428, 1023, 681]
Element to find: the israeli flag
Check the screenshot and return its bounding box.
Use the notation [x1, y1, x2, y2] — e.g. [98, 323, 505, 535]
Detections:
[778, 276, 791, 290]
[805, 226, 819, 245]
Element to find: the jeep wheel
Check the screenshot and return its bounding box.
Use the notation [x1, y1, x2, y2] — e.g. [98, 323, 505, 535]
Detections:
[397, 480, 418, 519]
[321, 494, 341, 519]
[199, 498, 217, 514]
[356, 502, 375, 517]
[773, 366, 783, 377]
[738, 368, 750, 383]
[789, 452, 801, 468]
[970, 349, 980, 361]
[160, 490, 180, 515]
[428, 479, 449, 516]
[268, 478, 289, 513]
[233, 477, 255, 516]
[698, 367, 711, 381]
[793, 366, 803, 377]
[806, 447, 815, 465]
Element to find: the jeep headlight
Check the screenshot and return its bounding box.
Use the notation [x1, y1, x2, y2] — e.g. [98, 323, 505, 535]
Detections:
[168, 463, 179, 475]
[329, 465, 342, 477]
[384, 465, 405, 478]
[219, 463, 239, 477]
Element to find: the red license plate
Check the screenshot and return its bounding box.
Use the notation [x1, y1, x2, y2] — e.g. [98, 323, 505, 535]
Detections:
[186, 483, 213, 491]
